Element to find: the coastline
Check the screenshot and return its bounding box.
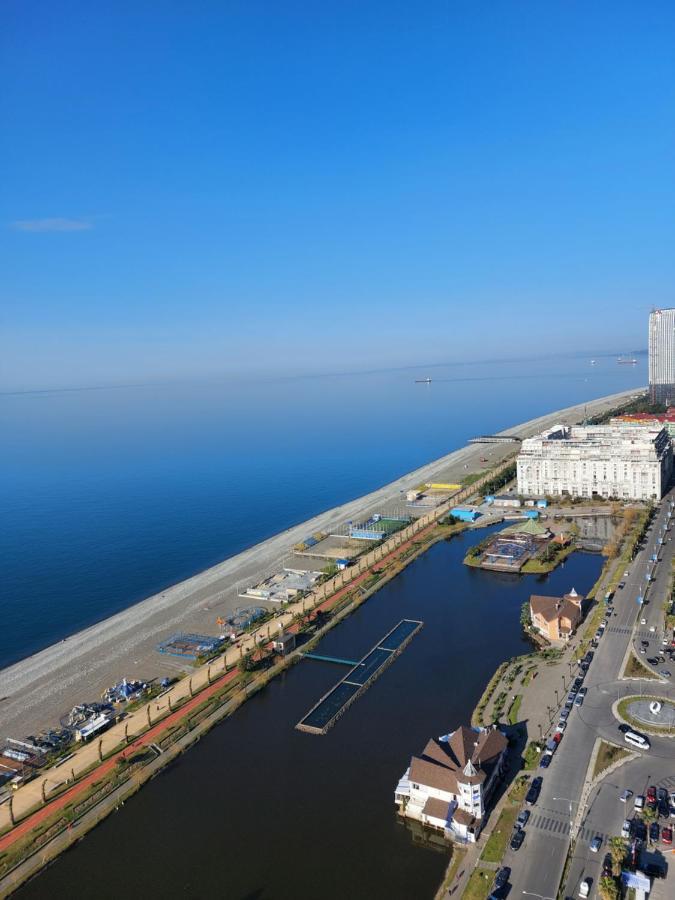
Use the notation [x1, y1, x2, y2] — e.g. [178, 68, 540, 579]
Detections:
[0, 387, 639, 743]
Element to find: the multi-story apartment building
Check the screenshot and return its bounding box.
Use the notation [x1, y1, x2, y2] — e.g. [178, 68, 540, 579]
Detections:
[517, 424, 672, 501]
[649, 307, 675, 405]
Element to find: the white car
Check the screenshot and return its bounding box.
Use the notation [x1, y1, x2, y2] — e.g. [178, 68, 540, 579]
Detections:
[579, 878, 591, 899]
[621, 820, 631, 838]
[620, 789, 633, 802]
[590, 835, 602, 852]
[641, 618, 647, 625]
[635, 795, 645, 810]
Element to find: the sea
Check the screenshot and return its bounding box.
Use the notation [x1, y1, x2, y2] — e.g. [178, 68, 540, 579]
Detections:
[0, 353, 643, 669]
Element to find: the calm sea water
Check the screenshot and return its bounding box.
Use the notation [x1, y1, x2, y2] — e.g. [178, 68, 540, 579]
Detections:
[0, 354, 642, 668]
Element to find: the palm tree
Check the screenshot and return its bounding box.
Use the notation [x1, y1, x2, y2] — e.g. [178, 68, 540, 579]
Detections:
[608, 835, 627, 876]
[598, 876, 619, 900]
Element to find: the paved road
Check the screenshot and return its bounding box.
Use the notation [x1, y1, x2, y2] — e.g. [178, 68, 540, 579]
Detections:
[503, 487, 675, 899]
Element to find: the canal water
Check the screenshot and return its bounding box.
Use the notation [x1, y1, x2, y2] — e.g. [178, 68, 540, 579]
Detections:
[19, 532, 602, 900]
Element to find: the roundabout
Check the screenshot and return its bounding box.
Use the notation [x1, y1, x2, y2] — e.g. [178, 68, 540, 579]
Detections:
[616, 694, 675, 735]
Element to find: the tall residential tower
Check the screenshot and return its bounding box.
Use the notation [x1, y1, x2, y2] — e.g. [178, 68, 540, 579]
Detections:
[649, 307, 675, 404]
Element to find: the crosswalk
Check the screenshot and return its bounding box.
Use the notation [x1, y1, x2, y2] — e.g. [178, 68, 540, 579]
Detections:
[527, 812, 611, 844]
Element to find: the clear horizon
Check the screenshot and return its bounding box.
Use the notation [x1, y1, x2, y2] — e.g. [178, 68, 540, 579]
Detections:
[2, 2, 674, 391]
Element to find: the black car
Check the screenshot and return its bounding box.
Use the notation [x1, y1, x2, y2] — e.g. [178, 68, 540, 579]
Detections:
[509, 829, 525, 851]
[573, 677, 584, 691]
[602, 853, 613, 877]
[618, 723, 631, 734]
[526, 777, 542, 805]
[633, 819, 647, 841]
[648, 657, 659, 665]
[540, 753, 552, 769]
[494, 867, 510, 889]
[650, 821, 660, 842]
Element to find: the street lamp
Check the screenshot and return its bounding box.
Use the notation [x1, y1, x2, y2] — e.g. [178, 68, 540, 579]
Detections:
[554, 795, 582, 837]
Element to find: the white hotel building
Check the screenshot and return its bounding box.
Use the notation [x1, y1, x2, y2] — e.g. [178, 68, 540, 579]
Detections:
[517, 424, 672, 502]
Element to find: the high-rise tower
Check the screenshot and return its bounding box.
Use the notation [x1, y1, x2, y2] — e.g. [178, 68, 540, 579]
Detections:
[649, 308, 675, 405]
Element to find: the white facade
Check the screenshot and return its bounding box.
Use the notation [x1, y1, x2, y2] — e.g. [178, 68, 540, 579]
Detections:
[517, 424, 672, 502]
[649, 308, 675, 403]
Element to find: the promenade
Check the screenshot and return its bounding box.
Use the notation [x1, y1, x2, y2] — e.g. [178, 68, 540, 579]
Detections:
[0, 390, 636, 751]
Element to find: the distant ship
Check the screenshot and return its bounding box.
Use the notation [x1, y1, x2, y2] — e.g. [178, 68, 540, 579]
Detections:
[590, 359, 596, 365]
[415, 377, 432, 383]
[617, 355, 638, 365]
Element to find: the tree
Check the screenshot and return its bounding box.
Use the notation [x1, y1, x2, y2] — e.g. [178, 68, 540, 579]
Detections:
[608, 836, 627, 876]
[598, 876, 619, 900]
[238, 651, 256, 673]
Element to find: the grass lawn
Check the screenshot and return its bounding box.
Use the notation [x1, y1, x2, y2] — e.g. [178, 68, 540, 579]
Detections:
[523, 741, 542, 770]
[480, 805, 518, 863]
[617, 697, 675, 736]
[462, 867, 494, 900]
[623, 652, 659, 680]
[592, 740, 632, 780]
[508, 775, 530, 803]
[507, 694, 522, 725]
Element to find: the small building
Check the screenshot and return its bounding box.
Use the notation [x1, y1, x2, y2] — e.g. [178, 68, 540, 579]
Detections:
[523, 509, 540, 519]
[530, 589, 584, 643]
[395, 725, 508, 844]
[272, 632, 296, 655]
[406, 489, 422, 502]
[450, 507, 480, 523]
[492, 495, 522, 508]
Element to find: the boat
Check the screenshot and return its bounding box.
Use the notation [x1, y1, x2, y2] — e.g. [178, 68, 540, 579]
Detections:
[590, 359, 596, 365]
[617, 355, 638, 365]
[414, 377, 432, 383]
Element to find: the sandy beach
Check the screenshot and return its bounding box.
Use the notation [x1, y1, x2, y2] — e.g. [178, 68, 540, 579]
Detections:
[0, 388, 639, 741]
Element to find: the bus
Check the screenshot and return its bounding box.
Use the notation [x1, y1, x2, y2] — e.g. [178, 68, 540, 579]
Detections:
[624, 730, 650, 750]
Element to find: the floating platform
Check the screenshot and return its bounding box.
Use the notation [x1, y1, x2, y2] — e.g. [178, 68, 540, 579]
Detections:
[296, 619, 423, 735]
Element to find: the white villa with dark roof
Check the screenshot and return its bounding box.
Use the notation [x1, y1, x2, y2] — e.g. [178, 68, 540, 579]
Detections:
[395, 724, 508, 843]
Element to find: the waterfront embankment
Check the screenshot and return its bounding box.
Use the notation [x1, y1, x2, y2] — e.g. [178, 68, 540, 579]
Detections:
[0, 389, 638, 747]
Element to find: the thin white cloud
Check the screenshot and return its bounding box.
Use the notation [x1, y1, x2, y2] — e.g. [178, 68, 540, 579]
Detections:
[10, 217, 93, 233]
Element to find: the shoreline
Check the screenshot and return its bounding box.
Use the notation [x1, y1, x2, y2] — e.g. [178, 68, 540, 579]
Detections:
[0, 387, 640, 742]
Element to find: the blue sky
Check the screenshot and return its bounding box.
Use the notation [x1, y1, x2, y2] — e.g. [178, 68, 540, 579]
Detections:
[2, 1, 674, 389]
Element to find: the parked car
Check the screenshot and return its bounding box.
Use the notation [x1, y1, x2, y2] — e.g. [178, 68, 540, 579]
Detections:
[641, 617, 647, 625]
[579, 877, 591, 899]
[635, 795, 645, 810]
[621, 819, 631, 838]
[620, 789, 633, 802]
[647, 787, 657, 801]
[509, 829, 525, 851]
[516, 810, 530, 828]
[660, 670, 671, 678]
[540, 753, 552, 769]
[602, 853, 613, 877]
[578, 687, 587, 697]
[657, 788, 668, 803]
[650, 821, 660, 842]
[494, 866, 510, 889]
[560, 708, 570, 721]
[574, 694, 584, 707]
[590, 835, 602, 852]
[552, 732, 563, 744]
[526, 778, 542, 805]
[663, 826, 673, 844]
[618, 580, 625, 589]
[555, 721, 567, 734]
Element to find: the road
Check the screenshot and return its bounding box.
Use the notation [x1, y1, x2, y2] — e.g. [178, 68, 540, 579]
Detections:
[503, 486, 675, 900]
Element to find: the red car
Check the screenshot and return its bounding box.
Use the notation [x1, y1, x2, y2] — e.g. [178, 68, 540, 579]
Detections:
[647, 786, 657, 802]
[662, 827, 673, 845]
[552, 732, 563, 744]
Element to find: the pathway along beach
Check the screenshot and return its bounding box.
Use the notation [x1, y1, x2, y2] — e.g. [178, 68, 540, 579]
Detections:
[0, 388, 637, 741]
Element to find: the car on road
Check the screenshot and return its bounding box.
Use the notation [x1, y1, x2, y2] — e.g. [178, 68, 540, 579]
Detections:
[590, 835, 602, 852]
[618, 723, 631, 734]
[602, 853, 613, 877]
[493, 866, 510, 890]
[624, 570, 630, 577]
[621, 819, 631, 838]
[618, 580, 625, 589]
[641, 617, 647, 625]
[516, 810, 530, 828]
[620, 789, 633, 802]
[663, 826, 673, 844]
[640, 645, 647, 653]
[574, 693, 584, 707]
[641, 640, 650, 648]
[650, 821, 660, 842]
[579, 877, 591, 898]
[647, 657, 660, 665]
[509, 829, 525, 851]
[526, 777, 542, 805]
[660, 669, 671, 677]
